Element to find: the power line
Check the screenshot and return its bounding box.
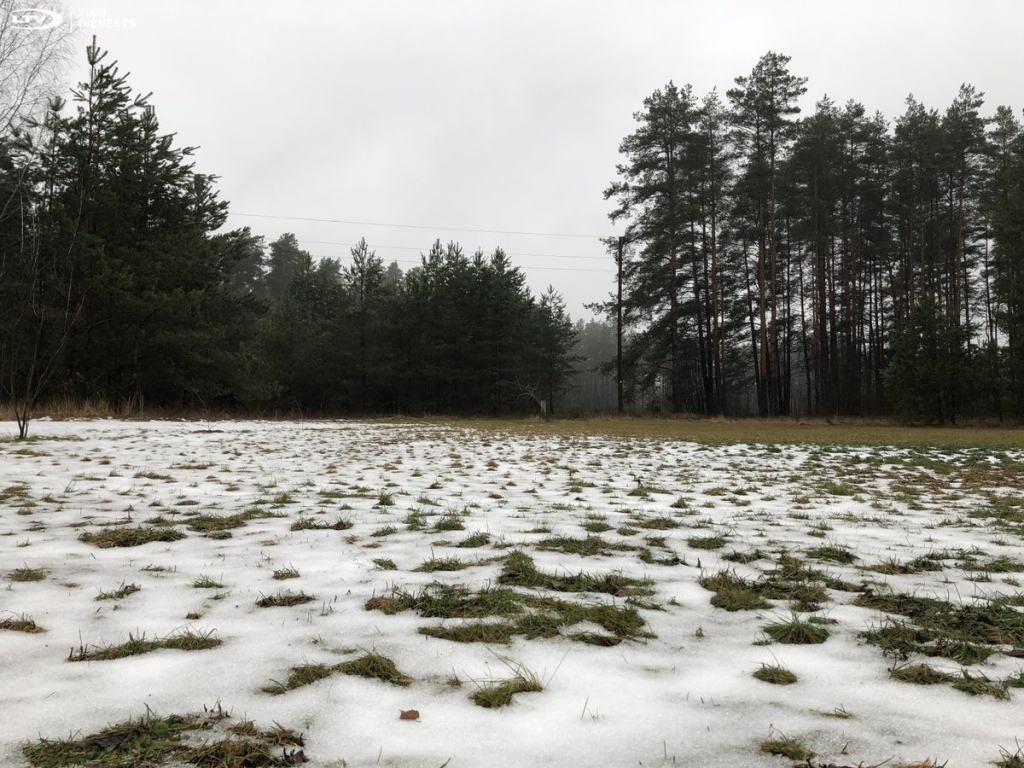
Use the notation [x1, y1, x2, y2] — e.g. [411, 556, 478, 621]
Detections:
[301, 239, 610, 262]
[231, 211, 608, 240]
[306, 253, 614, 274]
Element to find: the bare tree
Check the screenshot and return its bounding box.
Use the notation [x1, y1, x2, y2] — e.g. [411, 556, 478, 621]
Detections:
[0, 0, 72, 134]
[0, 1, 73, 436]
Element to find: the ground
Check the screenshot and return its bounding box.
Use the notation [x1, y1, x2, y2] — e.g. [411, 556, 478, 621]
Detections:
[1, 418, 1022, 767]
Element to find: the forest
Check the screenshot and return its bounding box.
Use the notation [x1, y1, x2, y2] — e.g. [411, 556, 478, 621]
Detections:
[601, 53, 1024, 424]
[1, 42, 1023, 434]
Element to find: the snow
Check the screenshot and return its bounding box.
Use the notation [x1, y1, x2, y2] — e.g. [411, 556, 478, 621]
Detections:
[0, 419, 1022, 767]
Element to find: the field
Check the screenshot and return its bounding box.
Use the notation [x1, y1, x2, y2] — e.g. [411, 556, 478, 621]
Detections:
[1, 418, 1023, 767]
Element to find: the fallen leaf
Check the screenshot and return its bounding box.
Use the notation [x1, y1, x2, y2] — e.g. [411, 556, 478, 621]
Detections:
[399, 709, 420, 721]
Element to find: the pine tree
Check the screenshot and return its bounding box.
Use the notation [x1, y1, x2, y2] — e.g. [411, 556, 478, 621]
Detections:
[604, 81, 699, 412]
[727, 52, 808, 416]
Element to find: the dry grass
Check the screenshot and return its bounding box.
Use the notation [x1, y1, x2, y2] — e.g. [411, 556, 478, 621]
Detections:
[442, 415, 1024, 450]
[7, 405, 1019, 449]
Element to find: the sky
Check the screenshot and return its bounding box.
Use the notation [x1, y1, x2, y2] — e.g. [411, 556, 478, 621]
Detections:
[45, 0, 1024, 320]
[2, 419, 1023, 766]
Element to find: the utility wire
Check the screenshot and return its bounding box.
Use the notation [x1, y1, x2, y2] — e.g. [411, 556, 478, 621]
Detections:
[231, 211, 609, 240]
[301, 239, 610, 261]
[306, 253, 614, 274]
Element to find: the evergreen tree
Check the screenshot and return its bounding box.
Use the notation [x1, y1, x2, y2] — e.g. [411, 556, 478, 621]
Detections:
[604, 81, 699, 412]
[264, 233, 307, 301]
[727, 52, 808, 416]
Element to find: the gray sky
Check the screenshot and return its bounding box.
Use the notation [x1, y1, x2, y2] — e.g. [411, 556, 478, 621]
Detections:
[58, 0, 1023, 320]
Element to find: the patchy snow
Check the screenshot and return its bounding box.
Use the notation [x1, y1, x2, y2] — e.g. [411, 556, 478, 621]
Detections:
[1, 419, 1022, 767]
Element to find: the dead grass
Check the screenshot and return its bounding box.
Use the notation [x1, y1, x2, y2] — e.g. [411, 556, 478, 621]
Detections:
[255, 590, 315, 607]
[444, 415, 1024, 450]
[0, 613, 44, 633]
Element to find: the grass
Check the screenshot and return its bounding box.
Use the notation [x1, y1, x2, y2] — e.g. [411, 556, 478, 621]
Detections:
[0, 613, 44, 633]
[458, 415, 1024, 450]
[752, 663, 797, 684]
[368, 580, 653, 644]
[635, 515, 682, 530]
[996, 744, 1024, 767]
[261, 662, 334, 695]
[96, 582, 141, 600]
[536, 535, 634, 556]
[856, 587, 1024, 665]
[469, 663, 543, 708]
[290, 516, 352, 531]
[699, 570, 771, 611]
[763, 614, 830, 644]
[415, 556, 470, 572]
[700, 573, 770, 614]
[420, 622, 516, 644]
[22, 708, 304, 767]
[758, 733, 813, 761]
[805, 544, 858, 564]
[432, 512, 465, 532]
[272, 566, 300, 580]
[458, 531, 491, 548]
[79, 526, 185, 548]
[498, 550, 654, 596]
[262, 655, 413, 696]
[953, 669, 1009, 700]
[8, 566, 47, 582]
[186, 509, 275, 533]
[255, 590, 315, 607]
[687, 533, 728, 550]
[68, 629, 221, 662]
[193, 574, 224, 588]
[336, 651, 413, 686]
[889, 663, 954, 685]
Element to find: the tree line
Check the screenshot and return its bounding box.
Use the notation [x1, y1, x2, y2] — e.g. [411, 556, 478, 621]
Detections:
[599, 52, 1024, 423]
[3, 40, 1024, 433]
[0, 39, 578, 435]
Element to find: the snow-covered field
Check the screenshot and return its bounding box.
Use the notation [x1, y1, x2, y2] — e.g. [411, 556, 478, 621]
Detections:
[1, 419, 1023, 767]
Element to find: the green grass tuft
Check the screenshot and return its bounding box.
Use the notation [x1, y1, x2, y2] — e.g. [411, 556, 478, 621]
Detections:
[8, 566, 47, 582]
[469, 665, 543, 708]
[96, 582, 141, 600]
[79, 526, 185, 548]
[272, 566, 300, 580]
[763, 614, 830, 644]
[261, 663, 333, 695]
[290, 516, 352, 531]
[336, 652, 413, 687]
[687, 533, 728, 550]
[889, 663, 954, 685]
[758, 733, 813, 761]
[699, 570, 771, 611]
[22, 708, 303, 767]
[753, 663, 797, 684]
[68, 629, 220, 662]
[0, 613, 44, 633]
[192, 574, 224, 589]
[255, 590, 315, 607]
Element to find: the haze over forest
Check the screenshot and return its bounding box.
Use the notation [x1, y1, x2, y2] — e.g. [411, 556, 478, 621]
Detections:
[2, 5, 1023, 430]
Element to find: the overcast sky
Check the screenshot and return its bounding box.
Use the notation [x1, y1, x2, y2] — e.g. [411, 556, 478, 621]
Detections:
[56, 0, 1023, 320]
